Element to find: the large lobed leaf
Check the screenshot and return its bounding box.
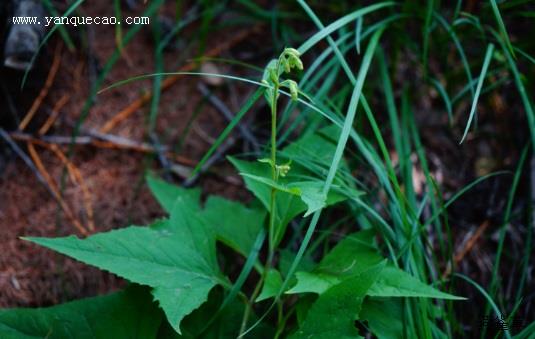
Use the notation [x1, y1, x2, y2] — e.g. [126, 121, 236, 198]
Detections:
[24, 176, 268, 334]
[290, 263, 386, 339]
[287, 230, 464, 300]
[24, 197, 222, 334]
[0, 286, 161, 339]
[288, 230, 464, 338]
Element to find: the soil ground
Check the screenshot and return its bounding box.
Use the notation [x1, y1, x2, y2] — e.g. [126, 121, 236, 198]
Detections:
[0, 1, 260, 307]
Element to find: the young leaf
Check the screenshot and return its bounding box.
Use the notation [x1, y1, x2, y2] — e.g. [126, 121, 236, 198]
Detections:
[0, 285, 161, 339]
[24, 201, 224, 334]
[368, 266, 466, 300]
[290, 263, 386, 339]
[230, 157, 345, 232]
[256, 269, 283, 302]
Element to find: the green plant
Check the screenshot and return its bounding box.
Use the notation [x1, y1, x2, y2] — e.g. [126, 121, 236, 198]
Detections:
[0, 48, 466, 337]
[4, 0, 535, 337]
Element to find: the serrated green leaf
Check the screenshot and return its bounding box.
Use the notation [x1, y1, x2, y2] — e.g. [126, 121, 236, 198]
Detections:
[367, 266, 466, 300]
[146, 174, 201, 213]
[202, 195, 266, 257]
[256, 269, 283, 302]
[0, 285, 161, 339]
[287, 230, 383, 294]
[24, 198, 224, 334]
[290, 263, 385, 339]
[148, 174, 265, 258]
[287, 230, 464, 300]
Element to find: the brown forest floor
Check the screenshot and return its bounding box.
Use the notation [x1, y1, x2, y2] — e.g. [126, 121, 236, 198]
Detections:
[0, 1, 258, 307]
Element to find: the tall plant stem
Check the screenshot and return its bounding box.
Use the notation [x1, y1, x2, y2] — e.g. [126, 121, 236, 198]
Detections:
[238, 83, 279, 337]
[268, 83, 279, 261]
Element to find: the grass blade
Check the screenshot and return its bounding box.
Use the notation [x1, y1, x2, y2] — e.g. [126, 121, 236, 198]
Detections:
[489, 0, 515, 58]
[297, 2, 395, 54]
[190, 88, 264, 177]
[459, 43, 494, 144]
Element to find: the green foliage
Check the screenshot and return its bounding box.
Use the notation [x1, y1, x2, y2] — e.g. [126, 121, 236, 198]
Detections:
[25, 210, 222, 334]
[16, 173, 460, 337]
[290, 263, 385, 339]
[256, 269, 283, 302]
[287, 231, 463, 300]
[0, 286, 161, 339]
[10, 0, 534, 335]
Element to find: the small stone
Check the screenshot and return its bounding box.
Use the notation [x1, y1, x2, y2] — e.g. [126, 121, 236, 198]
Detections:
[201, 62, 224, 86]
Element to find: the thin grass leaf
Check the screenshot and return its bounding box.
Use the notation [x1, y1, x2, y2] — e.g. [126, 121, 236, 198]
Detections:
[430, 78, 453, 123]
[298, 0, 357, 83]
[422, 0, 436, 74]
[459, 43, 494, 144]
[489, 0, 515, 58]
[493, 29, 535, 151]
[297, 2, 395, 54]
[514, 46, 535, 65]
[42, 0, 75, 51]
[454, 274, 512, 339]
[434, 12, 475, 98]
[355, 16, 363, 54]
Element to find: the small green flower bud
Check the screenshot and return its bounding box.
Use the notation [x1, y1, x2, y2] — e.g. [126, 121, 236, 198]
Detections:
[283, 47, 301, 58]
[288, 80, 299, 101]
[276, 163, 291, 177]
[269, 68, 279, 84]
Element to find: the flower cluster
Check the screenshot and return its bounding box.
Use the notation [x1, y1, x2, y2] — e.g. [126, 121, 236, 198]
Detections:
[262, 48, 304, 104]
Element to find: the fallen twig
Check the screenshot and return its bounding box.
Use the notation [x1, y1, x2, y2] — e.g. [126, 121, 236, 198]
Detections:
[8, 130, 196, 166]
[442, 220, 490, 278]
[39, 94, 70, 135]
[197, 84, 259, 152]
[0, 128, 55, 198]
[45, 144, 95, 232]
[26, 142, 88, 235]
